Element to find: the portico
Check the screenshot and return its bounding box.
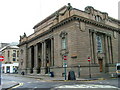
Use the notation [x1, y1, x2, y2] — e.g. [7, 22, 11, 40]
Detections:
[25, 37, 54, 75]
[18, 4, 119, 77]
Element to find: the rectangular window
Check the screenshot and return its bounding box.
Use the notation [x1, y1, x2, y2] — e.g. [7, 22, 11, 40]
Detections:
[8, 51, 10, 57]
[13, 50, 16, 57]
[62, 37, 66, 49]
[13, 58, 16, 61]
[96, 35, 102, 53]
[17, 51, 19, 57]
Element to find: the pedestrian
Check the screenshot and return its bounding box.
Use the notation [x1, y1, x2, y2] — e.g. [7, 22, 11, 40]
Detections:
[21, 71, 24, 75]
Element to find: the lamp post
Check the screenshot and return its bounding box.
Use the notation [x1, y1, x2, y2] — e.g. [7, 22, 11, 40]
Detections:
[78, 65, 80, 78]
[63, 55, 67, 80]
[88, 56, 91, 78]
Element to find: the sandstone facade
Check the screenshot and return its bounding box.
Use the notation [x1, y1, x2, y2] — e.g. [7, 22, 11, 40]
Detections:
[18, 4, 120, 77]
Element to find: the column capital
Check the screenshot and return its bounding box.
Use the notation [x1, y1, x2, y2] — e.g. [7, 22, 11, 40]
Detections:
[89, 29, 94, 32]
[27, 47, 31, 49]
[49, 36, 54, 39]
[33, 44, 37, 47]
[41, 40, 46, 44]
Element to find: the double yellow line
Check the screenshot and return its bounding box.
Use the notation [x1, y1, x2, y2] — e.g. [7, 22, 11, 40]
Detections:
[8, 83, 23, 89]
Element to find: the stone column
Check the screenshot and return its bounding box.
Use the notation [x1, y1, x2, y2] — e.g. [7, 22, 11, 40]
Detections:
[51, 38, 54, 66]
[25, 46, 28, 74]
[33, 44, 39, 74]
[93, 32, 98, 63]
[44, 41, 46, 67]
[108, 36, 112, 63]
[41, 41, 46, 74]
[27, 47, 32, 74]
[41, 42, 44, 67]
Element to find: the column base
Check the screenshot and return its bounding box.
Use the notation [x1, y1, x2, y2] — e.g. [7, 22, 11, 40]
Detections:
[40, 67, 46, 75]
[18, 69, 27, 75]
[33, 68, 39, 74]
[26, 68, 32, 74]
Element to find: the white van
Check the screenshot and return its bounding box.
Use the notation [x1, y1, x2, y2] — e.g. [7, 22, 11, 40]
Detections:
[116, 63, 120, 77]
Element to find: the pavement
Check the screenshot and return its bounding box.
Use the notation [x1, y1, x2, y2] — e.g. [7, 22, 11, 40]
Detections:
[0, 73, 116, 89]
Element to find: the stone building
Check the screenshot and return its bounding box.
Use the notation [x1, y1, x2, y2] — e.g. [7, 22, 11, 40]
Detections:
[0, 43, 9, 50]
[18, 4, 120, 77]
[1, 45, 19, 73]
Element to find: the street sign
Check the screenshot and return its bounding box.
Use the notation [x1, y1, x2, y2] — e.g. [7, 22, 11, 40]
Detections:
[63, 55, 67, 60]
[0, 56, 4, 61]
[63, 64, 67, 67]
[88, 56, 91, 62]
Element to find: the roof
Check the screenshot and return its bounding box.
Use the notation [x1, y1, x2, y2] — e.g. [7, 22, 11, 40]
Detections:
[0, 45, 19, 51]
[33, 4, 120, 30]
[33, 5, 67, 29]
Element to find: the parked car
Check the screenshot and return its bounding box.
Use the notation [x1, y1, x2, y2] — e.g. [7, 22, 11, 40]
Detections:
[116, 63, 120, 77]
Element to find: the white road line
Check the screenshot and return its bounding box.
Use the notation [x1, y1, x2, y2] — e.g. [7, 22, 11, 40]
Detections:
[27, 82, 31, 83]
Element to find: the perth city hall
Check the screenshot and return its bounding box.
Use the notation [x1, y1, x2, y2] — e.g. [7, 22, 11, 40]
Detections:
[18, 4, 120, 77]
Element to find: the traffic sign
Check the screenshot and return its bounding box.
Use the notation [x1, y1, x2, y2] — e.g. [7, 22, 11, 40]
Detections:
[0, 56, 4, 61]
[88, 56, 91, 62]
[63, 64, 67, 67]
[63, 55, 67, 60]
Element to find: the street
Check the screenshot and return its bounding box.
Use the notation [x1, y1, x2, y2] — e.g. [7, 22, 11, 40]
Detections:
[1, 74, 120, 90]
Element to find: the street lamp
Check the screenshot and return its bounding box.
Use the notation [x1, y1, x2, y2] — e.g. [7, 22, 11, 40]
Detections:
[63, 55, 67, 80]
[78, 65, 80, 78]
[88, 56, 91, 78]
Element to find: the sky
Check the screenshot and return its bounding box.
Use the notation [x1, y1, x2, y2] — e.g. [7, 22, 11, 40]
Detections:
[0, 0, 119, 43]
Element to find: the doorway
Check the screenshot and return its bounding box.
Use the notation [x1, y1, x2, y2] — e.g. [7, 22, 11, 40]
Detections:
[98, 59, 103, 72]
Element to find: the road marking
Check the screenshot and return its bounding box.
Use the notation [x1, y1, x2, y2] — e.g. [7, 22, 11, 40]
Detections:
[27, 82, 32, 83]
[12, 83, 23, 88]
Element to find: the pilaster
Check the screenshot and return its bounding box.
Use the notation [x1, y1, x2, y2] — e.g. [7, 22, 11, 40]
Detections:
[93, 32, 98, 63]
[89, 31, 94, 64]
[104, 35, 109, 72]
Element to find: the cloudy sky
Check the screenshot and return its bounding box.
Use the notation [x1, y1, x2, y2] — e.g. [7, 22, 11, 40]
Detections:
[0, 0, 119, 43]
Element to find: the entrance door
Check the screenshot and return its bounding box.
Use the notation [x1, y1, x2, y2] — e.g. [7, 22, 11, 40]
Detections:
[98, 59, 103, 72]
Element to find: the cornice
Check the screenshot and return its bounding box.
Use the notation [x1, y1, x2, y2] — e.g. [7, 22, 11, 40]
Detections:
[51, 15, 119, 32]
[19, 15, 120, 46]
[18, 29, 53, 46]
